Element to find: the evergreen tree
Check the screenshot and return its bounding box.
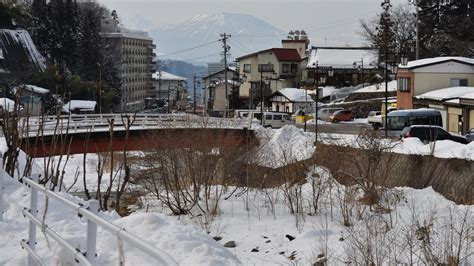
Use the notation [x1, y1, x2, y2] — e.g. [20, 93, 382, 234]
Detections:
[31, 0, 49, 55]
[373, 2, 396, 61]
[418, 0, 474, 57]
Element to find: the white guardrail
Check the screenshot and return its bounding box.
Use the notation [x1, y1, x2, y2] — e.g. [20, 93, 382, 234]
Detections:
[22, 114, 253, 136]
[0, 154, 177, 266]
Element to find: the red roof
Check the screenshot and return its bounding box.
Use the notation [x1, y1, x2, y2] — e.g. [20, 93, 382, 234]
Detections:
[272, 48, 301, 62]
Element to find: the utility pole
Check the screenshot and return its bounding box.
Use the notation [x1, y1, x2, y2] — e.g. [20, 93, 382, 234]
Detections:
[193, 76, 197, 114]
[220, 33, 231, 117]
[97, 63, 102, 114]
[414, 0, 419, 60]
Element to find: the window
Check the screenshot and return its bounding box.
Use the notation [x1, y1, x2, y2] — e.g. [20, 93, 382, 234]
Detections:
[451, 78, 468, 87]
[243, 64, 251, 73]
[282, 64, 290, 73]
[291, 64, 298, 73]
[398, 77, 411, 92]
[274, 114, 283, 120]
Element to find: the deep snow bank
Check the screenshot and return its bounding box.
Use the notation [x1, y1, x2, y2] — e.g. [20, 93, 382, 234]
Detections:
[0, 165, 240, 265]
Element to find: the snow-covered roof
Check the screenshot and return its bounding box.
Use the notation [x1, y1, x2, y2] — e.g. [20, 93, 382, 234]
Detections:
[416, 87, 474, 101]
[307, 47, 379, 69]
[18, 84, 50, 94]
[202, 67, 237, 79]
[353, 80, 397, 93]
[274, 88, 314, 103]
[459, 92, 474, 100]
[152, 71, 187, 81]
[63, 100, 97, 113]
[400, 57, 474, 69]
[0, 98, 15, 112]
[215, 79, 240, 86]
[307, 86, 336, 98]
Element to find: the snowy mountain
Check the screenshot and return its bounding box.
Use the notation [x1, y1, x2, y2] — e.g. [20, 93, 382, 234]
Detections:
[150, 13, 286, 63]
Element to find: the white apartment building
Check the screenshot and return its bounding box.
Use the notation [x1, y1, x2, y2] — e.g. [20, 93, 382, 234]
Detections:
[100, 17, 155, 112]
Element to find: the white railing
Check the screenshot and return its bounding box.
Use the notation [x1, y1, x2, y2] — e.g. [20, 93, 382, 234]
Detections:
[22, 114, 252, 136]
[19, 173, 178, 266]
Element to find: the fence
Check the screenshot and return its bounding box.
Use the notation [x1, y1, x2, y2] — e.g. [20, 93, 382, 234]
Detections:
[0, 165, 178, 265]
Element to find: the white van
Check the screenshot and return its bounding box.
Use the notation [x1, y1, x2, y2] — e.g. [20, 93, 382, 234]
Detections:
[262, 112, 293, 128]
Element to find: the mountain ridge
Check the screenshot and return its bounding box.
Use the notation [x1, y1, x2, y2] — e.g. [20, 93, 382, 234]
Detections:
[147, 12, 286, 63]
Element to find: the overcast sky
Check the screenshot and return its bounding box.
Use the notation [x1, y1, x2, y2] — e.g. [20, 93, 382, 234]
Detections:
[98, 0, 408, 46]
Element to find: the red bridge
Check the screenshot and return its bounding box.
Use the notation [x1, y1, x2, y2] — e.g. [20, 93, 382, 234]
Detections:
[20, 114, 256, 157]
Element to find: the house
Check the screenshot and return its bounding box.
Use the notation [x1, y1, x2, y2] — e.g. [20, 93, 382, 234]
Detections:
[413, 87, 474, 134]
[305, 47, 379, 89]
[15, 84, 51, 115]
[100, 16, 155, 112]
[236, 43, 304, 109]
[269, 88, 314, 113]
[201, 67, 237, 114]
[397, 57, 474, 110]
[0, 97, 15, 112]
[150, 71, 187, 110]
[205, 79, 240, 117]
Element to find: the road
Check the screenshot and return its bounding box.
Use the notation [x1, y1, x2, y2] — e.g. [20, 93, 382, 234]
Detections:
[296, 121, 374, 135]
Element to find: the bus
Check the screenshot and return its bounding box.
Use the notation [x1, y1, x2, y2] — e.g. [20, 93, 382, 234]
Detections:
[386, 109, 442, 131]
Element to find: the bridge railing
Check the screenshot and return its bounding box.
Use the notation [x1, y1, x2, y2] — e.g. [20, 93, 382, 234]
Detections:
[1, 167, 178, 265]
[22, 114, 253, 136]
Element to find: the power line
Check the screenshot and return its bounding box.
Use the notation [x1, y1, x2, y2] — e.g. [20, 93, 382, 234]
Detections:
[156, 40, 220, 58]
[183, 52, 221, 62]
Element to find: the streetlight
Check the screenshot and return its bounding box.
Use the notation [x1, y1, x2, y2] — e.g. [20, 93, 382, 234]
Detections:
[258, 63, 274, 125]
[312, 62, 334, 145]
[353, 58, 364, 88]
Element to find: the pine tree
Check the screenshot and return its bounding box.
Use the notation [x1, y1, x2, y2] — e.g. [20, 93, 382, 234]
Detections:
[31, 0, 49, 55]
[373, 2, 396, 61]
[418, 0, 474, 57]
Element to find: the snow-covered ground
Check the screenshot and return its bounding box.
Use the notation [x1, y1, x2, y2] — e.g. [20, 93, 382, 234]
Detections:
[0, 165, 240, 265]
[0, 125, 473, 265]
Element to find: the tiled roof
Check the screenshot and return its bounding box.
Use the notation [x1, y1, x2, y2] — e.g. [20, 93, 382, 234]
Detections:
[272, 48, 301, 62]
[236, 48, 301, 62]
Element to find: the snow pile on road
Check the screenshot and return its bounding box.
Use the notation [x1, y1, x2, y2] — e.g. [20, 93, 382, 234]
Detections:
[0, 169, 240, 265]
[254, 125, 315, 168]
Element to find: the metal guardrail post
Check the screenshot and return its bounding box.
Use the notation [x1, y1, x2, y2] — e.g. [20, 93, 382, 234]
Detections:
[0, 152, 4, 222]
[86, 200, 99, 263]
[28, 174, 40, 266]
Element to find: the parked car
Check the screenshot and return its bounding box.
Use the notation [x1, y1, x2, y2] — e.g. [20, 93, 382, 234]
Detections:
[329, 109, 354, 123]
[400, 125, 470, 144]
[367, 111, 382, 124]
[367, 107, 397, 129]
[317, 107, 343, 121]
[292, 109, 314, 122]
[466, 129, 474, 142]
[262, 112, 293, 128]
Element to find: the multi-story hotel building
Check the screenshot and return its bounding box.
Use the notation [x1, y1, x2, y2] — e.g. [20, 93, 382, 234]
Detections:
[100, 17, 155, 112]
